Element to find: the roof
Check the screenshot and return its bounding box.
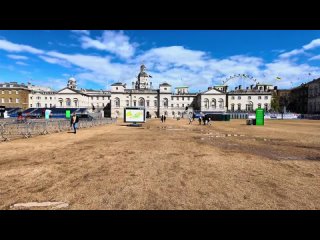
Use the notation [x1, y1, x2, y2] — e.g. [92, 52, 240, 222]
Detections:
[160, 82, 171, 86]
[175, 86, 188, 88]
[256, 83, 273, 86]
[111, 82, 124, 86]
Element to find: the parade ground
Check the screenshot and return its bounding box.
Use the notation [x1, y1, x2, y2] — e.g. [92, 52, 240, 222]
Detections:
[1, 119, 320, 210]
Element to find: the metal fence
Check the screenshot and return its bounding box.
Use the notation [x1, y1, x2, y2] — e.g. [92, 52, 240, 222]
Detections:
[0, 118, 116, 142]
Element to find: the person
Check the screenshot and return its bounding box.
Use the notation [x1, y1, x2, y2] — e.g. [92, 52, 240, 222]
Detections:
[202, 116, 206, 125]
[208, 117, 212, 125]
[188, 115, 192, 124]
[161, 115, 164, 123]
[70, 113, 79, 134]
[199, 116, 202, 125]
[164, 115, 166, 122]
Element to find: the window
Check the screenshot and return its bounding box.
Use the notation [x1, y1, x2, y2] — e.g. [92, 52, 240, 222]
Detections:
[231, 104, 235, 112]
[264, 103, 268, 111]
[264, 96, 268, 100]
[177, 97, 179, 101]
[138, 97, 145, 107]
[172, 111, 175, 116]
[91, 97, 93, 100]
[182, 104, 184, 107]
[103, 97, 105, 100]
[154, 100, 157, 107]
[133, 101, 136, 107]
[16, 91, 19, 94]
[146, 101, 149, 107]
[177, 104, 179, 107]
[238, 96, 241, 100]
[50, 104, 52, 108]
[163, 98, 168, 108]
[204, 98, 209, 109]
[126, 100, 129, 107]
[248, 96, 251, 100]
[211, 99, 216, 108]
[45, 103, 47, 108]
[50, 97, 52, 100]
[116, 87, 118, 90]
[218, 98, 224, 109]
[66, 98, 71, 107]
[30, 104, 32, 107]
[9, 98, 12, 103]
[258, 96, 261, 100]
[114, 98, 120, 107]
[171, 104, 173, 107]
[171, 97, 173, 100]
[188, 97, 190, 100]
[231, 96, 235, 100]
[258, 103, 262, 108]
[97, 97, 99, 100]
[182, 97, 184, 101]
[164, 88, 167, 90]
[1, 98, 4, 103]
[16, 98, 19, 103]
[237, 104, 241, 111]
[45, 97, 47, 100]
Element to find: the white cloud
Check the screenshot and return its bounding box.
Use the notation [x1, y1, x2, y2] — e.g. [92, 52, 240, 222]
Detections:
[39, 55, 72, 68]
[0, 39, 44, 54]
[7, 54, 28, 60]
[79, 30, 136, 59]
[71, 30, 90, 35]
[279, 38, 320, 59]
[16, 61, 28, 66]
[309, 55, 320, 61]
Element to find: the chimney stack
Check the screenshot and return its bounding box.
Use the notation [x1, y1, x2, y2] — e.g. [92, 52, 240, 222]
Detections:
[132, 82, 135, 89]
[250, 84, 254, 90]
[239, 85, 242, 90]
[235, 87, 238, 90]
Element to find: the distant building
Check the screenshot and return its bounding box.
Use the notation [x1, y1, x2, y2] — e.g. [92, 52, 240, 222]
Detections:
[308, 78, 320, 113]
[288, 84, 308, 114]
[0, 82, 30, 110]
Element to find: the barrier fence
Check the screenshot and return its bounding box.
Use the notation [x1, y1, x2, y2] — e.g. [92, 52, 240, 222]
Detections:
[0, 118, 116, 142]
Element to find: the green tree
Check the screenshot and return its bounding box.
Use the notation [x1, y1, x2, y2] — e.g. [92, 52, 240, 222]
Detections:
[271, 92, 280, 112]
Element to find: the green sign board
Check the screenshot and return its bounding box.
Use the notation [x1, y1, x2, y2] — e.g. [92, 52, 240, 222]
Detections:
[255, 108, 264, 126]
[66, 110, 71, 119]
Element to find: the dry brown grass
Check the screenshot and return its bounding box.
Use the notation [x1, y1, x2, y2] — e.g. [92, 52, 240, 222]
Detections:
[0, 118, 320, 209]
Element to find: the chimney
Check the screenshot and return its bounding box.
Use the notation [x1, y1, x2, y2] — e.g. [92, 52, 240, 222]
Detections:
[239, 85, 242, 90]
[150, 82, 152, 88]
[132, 82, 135, 89]
[250, 84, 254, 90]
[235, 87, 238, 90]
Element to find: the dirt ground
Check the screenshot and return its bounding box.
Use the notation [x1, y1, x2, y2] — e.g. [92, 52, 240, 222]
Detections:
[1, 118, 320, 210]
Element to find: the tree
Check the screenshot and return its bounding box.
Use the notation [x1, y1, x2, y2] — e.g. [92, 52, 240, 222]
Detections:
[271, 92, 280, 112]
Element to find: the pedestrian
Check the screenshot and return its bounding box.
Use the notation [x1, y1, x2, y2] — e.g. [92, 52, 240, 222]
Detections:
[161, 115, 164, 123]
[199, 116, 202, 125]
[208, 117, 212, 125]
[70, 113, 79, 134]
[189, 116, 192, 124]
[192, 113, 195, 121]
[202, 116, 206, 125]
[164, 115, 166, 122]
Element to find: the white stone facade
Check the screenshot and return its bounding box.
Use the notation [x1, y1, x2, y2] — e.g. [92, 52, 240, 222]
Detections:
[308, 78, 320, 113]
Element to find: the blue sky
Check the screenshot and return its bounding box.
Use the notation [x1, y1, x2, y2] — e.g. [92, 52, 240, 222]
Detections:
[1, 30, 320, 92]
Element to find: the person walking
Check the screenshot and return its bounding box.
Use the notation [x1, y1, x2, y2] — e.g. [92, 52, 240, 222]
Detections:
[164, 115, 166, 122]
[70, 113, 79, 134]
[161, 115, 164, 123]
[199, 116, 202, 125]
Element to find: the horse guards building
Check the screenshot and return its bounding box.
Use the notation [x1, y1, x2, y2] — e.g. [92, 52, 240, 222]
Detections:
[0, 64, 276, 118]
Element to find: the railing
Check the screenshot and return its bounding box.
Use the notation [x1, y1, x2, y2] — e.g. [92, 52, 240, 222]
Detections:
[0, 118, 116, 142]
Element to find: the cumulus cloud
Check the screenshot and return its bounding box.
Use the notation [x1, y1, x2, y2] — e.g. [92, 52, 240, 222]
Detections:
[16, 61, 28, 66]
[79, 30, 136, 59]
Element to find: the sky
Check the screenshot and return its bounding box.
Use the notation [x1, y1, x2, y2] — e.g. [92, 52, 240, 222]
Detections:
[1, 30, 320, 92]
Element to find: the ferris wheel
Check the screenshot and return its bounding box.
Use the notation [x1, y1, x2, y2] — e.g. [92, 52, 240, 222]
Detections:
[221, 74, 259, 86]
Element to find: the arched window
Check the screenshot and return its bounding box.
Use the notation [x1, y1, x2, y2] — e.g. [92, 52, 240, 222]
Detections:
[172, 111, 175, 116]
[246, 101, 253, 112]
[164, 111, 168, 116]
[264, 103, 268, 111]
[58, 98, 63, 107]
[114, 97, 120, 107]
[73, 98, 78, 107]
[237, 103, 241, 111]
[66, 98, 71, 107]
[138, 97, 145, 107]
[204, 98, 209, 109]
[218, 98, 224, 109]
[231, 103, 235, 112]
[163, 98, 168, 108]
[211, 98, 216, 108]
